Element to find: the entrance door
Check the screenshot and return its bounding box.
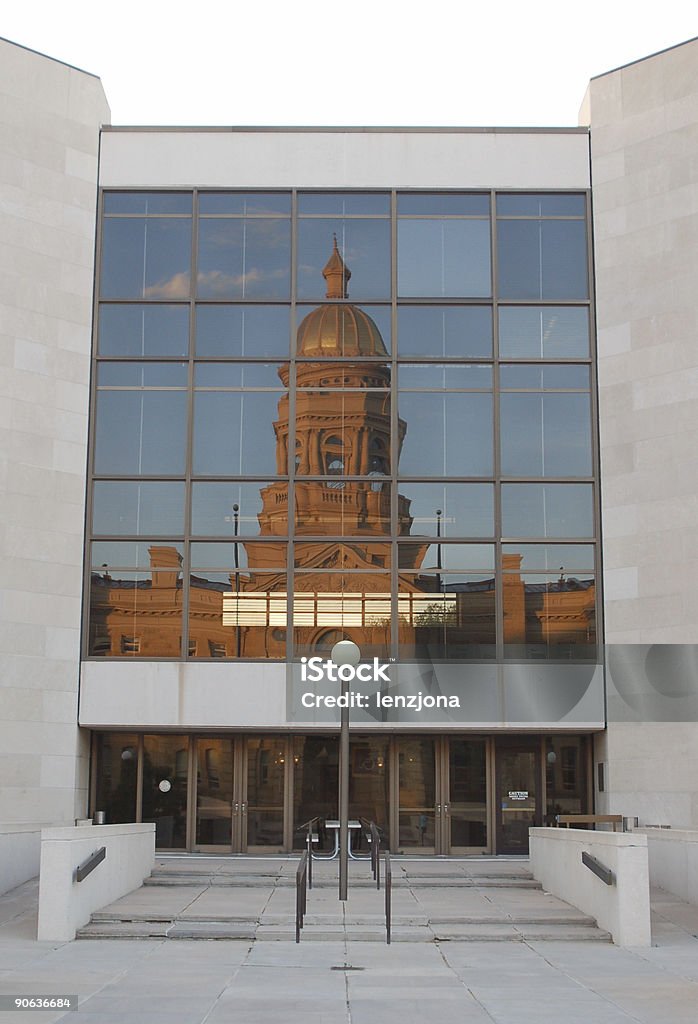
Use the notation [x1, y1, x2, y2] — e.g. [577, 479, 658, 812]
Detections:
[246, 737, 287, 852]
[443, 738, 489, 854]
[495, 742, 541, 854]
[194, 737, 245, 852]
[397, 737, 437, 853]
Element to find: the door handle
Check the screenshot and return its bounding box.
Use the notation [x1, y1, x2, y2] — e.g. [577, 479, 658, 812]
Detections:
[436, 804, 441, 814]
[241, 802, 247, 815]
[444, 803, 449, 815]
[234, 802, 239, 814]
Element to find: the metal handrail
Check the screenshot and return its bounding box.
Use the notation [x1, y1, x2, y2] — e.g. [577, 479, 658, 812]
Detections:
[295, 849, 309, 942]
[75, 846, 106, 883]
[581, 850, 615, 886]
[384, 850, 392, 945]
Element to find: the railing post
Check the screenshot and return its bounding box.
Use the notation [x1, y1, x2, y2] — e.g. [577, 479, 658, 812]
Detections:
[296, 849, 308, 943]
[384, 850, 391, 945]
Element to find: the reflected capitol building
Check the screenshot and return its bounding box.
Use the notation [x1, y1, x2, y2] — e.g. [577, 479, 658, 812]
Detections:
[89, 241, 595, 661]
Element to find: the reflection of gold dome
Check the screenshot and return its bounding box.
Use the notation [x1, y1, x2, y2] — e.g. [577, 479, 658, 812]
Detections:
[296, 237, 388, 358]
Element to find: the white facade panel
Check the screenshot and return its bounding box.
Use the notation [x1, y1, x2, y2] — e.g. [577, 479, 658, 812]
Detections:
[99, 129, 590, 190]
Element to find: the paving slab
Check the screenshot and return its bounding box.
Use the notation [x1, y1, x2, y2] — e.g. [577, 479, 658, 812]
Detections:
[3, 871, 698, 1023]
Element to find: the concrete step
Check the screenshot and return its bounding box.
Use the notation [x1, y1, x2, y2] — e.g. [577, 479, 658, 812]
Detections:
[77, 918, 610, 942]
[143, 872, 542, 890]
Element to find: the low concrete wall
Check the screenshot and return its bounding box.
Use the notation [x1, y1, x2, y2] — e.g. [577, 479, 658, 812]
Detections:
[529, 827, 650, 946]
[38, 823, 155, 942]
[637, 827, 698, 906]
[0, 824, 45, 894]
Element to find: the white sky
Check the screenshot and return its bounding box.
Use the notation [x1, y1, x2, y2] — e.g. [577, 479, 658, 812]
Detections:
[2, 0, 696, 126]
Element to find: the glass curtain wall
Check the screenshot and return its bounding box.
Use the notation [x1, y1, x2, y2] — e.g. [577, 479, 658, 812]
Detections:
[87, 189, 596, 662]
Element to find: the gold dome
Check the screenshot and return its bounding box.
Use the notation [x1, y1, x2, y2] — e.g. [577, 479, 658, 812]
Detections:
[296, 238, 388, 358]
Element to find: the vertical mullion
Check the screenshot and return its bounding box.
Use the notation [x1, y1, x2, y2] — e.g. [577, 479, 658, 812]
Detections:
[390, 191, 398, 660]
[287, 190, 297, 658]
[491, 191, 504, 661]
[182, 191, 197, 659]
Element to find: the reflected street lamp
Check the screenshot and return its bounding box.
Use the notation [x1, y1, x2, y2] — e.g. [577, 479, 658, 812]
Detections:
[232, 503, 241, 658]
[436, 508, 443, 593]
[330, 638, 361, 902]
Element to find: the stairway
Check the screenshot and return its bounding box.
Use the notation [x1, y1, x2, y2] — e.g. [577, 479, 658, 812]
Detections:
[76, 858, 611, 942]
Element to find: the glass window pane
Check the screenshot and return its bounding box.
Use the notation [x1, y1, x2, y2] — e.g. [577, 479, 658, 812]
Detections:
[398, 482, 493, 537]
[500, 394, 592, 476]
[501, 484, 594, 538]
[503, 573, 596, 659]
[398, 364, 492, 389]
[199, 192, 291, 215]
[502, 544, 595, 572]
[196, 305, 290, 358]
[298, 193, 389, 216]
[93, 391, 187, 475]
[189, 574, 288, 659]
[398, 393, 493, 476]
[197, 218, 290, 299]
[293, 572, 391, 659]
[296, 305, 391, 357]
[142, 736, 189, 847]
[91, 541, 183, 569]
[94, 733, 139, 820]
[297, 220, 390, 300]
[100, 218, 192, 299]
[398, 543, 493, 571]
[297, 363, 390, 389]
[398, 219, 491, 297]
[398, 575, 496, 659]
[296, 392, 391, 475]
[104, 192, 192, 215]
[193, 392, 284, 475]
[295, 481, 391, 535]
[97, 362, 188, 386]
[191, 541, 287, 569]
[397, 306, 492, 359]
[92, 481, 185, 535]
[497, 220, 588, 299]
[194, 363, 287, 388]
[500, 364, 590, 389]
[295, 541, 391, 569]
[191, 481, 286, 536]
[98, 305, 189, 357]
[89, 560, 183, 658]
[497, 194, 585, 216]
[398, 193, 489, 216]
[499, 306, 589, 359]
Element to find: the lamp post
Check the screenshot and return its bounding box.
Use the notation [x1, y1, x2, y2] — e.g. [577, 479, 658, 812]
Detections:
[232, 503, 240, 658]
[330, 638, 360, 901]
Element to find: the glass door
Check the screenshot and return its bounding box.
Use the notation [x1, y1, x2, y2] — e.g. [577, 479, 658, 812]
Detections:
[194, 737, 238, 852]
[246, 737, 286, 852]
[495, 742, 541, 854]
[445, 738, 489, 854]
[397, 737, 437, 853]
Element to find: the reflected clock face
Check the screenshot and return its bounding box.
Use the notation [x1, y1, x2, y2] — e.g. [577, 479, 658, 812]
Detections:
[158, 779, 172, 793]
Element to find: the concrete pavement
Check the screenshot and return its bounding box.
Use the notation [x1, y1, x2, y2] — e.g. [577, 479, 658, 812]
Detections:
[0, 862, 697, 1022]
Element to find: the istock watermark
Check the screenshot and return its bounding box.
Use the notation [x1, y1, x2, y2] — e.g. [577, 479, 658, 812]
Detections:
[297, 656, 461, 713]
[300, 656, 391, 683]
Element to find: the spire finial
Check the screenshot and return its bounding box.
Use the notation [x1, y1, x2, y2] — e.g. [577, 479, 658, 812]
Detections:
[322, 236, 351, 299]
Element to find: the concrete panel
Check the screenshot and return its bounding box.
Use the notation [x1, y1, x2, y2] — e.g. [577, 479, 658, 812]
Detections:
[529, 827, 650, 946]
[38, 822, 155, 941]
[100, 129, 590, 190]
[0, 824, 43, 894]
[0, 38, 109, 825]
